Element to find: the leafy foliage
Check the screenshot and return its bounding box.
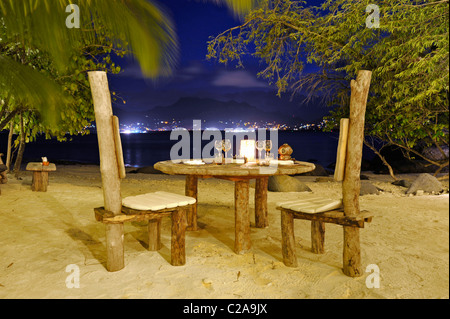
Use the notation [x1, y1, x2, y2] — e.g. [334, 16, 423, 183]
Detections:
[207, 0, 449, 174]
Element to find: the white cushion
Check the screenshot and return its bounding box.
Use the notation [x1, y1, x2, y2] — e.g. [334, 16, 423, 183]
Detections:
[122, 191, 196, 211]
[277, 197, 342, 214]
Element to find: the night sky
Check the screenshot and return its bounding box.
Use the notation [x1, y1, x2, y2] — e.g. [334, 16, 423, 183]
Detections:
[108, 0, 328, 122]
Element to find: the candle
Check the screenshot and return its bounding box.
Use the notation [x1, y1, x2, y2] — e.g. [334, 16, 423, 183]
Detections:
[240, 140, 256, 161]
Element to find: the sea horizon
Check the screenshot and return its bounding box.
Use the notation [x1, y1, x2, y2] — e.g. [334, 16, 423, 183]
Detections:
[0, 130, 359, 170]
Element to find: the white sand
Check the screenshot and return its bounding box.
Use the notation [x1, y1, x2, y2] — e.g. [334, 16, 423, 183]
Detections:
[0, 165, 448, 299]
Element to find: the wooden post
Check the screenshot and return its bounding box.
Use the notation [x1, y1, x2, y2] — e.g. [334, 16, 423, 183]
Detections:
[311, 221, 325, 254]
[235, 180, 251, 254]
[255, 177, 269, 228]
[171, 207, 187, 266]
[334, 118, 350, 182]
[342, 70, 372, 277]
[148, 219, 162, 251]
[88, 71, 124, 272]
[31, 171, 48, 192]
[185, 175, 198, 231]
[280, 210, 297, 267]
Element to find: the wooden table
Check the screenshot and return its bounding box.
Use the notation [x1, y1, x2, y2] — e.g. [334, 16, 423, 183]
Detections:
[154, 160, 315, 254]
[26, 162, 57, 192]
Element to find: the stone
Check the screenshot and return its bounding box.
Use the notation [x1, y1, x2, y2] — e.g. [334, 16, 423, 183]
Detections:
[296, 164, 329, 176]
[422, 145, 449, 162]
[360, 181, 379, 196]
[392, 179, 412, 188]
[415, 190, 424, 196]
[268, 175, 312, 192]
[406, 173, 443, 195]
[315, 177, 335, 183]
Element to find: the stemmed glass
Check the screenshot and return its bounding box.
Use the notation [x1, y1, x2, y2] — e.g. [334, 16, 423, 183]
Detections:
[265, 140, 273, 158]
[214, 140, 223, 164]
[256, 140, 265, 163]
[222, 139, 232, 163]
[214, 140, 223, 156]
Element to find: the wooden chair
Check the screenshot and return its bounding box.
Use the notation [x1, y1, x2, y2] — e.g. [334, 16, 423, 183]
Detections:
[94, 190, 196, 269]
[88, 71, 195, 272]
[276, 71, 374, 277]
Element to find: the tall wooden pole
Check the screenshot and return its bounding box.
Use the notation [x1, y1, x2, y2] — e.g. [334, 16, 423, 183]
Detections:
[342, 70, 372, 277]
[88, 71, 124, 272]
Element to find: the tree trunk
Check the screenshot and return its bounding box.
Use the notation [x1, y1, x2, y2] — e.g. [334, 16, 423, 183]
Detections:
[6, 121, 14, 172]
[13, 113, 25, 179]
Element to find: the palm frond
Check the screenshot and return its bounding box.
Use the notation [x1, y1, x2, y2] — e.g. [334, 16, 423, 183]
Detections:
[0, 54, 71, 127]
[206, 0, 263, 17]
[0, 0, 178, 77]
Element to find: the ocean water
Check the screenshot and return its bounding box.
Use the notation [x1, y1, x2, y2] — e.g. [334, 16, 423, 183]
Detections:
[0, 130, 368, 169]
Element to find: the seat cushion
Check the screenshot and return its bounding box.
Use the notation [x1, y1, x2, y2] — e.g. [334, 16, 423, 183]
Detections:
[277, 197, 342, 214]
[122, 191, 196, 211]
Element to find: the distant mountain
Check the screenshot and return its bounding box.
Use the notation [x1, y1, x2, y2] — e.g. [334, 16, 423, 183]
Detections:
[114, 97, 310, 127]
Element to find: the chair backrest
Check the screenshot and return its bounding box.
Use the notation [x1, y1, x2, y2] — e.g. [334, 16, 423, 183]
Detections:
[334, 118, 350, 182]
[112, 116, 126, 179]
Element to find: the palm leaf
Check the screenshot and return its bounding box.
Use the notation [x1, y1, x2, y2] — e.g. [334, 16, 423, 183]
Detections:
[209, 0, 263, 17]
[0, 0, 178, 77]
[0, 55, 71, 127]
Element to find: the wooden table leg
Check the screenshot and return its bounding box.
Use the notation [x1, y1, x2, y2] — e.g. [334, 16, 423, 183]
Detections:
[185, 175, 198, 231]
[31, 171, 49, 192]
[255, 177, 269, 228]
[235, 180, 251, 254]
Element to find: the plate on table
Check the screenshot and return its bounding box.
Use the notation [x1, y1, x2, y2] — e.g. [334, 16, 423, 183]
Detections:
[269, 160, 295, 166]
[182, 160, 205, 166]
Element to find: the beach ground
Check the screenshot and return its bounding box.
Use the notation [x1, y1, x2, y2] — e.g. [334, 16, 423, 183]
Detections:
[0, 165, 448, 299]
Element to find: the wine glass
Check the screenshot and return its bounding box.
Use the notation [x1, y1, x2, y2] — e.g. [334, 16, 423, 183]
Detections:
[256, 140, 265, 162]
[214, 139, 223, 156]
[222, 139, 232, 163]
[264, 140, 273, 158]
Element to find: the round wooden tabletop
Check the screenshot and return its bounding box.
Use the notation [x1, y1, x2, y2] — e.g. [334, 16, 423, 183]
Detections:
[154, 160, 316, 178]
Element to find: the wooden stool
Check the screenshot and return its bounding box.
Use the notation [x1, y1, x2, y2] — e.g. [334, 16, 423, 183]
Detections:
[94, 191, 196, 270]
[26, 162, 57, 192]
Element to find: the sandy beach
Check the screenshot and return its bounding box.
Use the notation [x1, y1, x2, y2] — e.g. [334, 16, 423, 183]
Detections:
[0, 165, 448, 299]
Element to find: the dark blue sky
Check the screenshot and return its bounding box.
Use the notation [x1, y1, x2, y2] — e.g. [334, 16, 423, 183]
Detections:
[109, 0, 328, 121]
